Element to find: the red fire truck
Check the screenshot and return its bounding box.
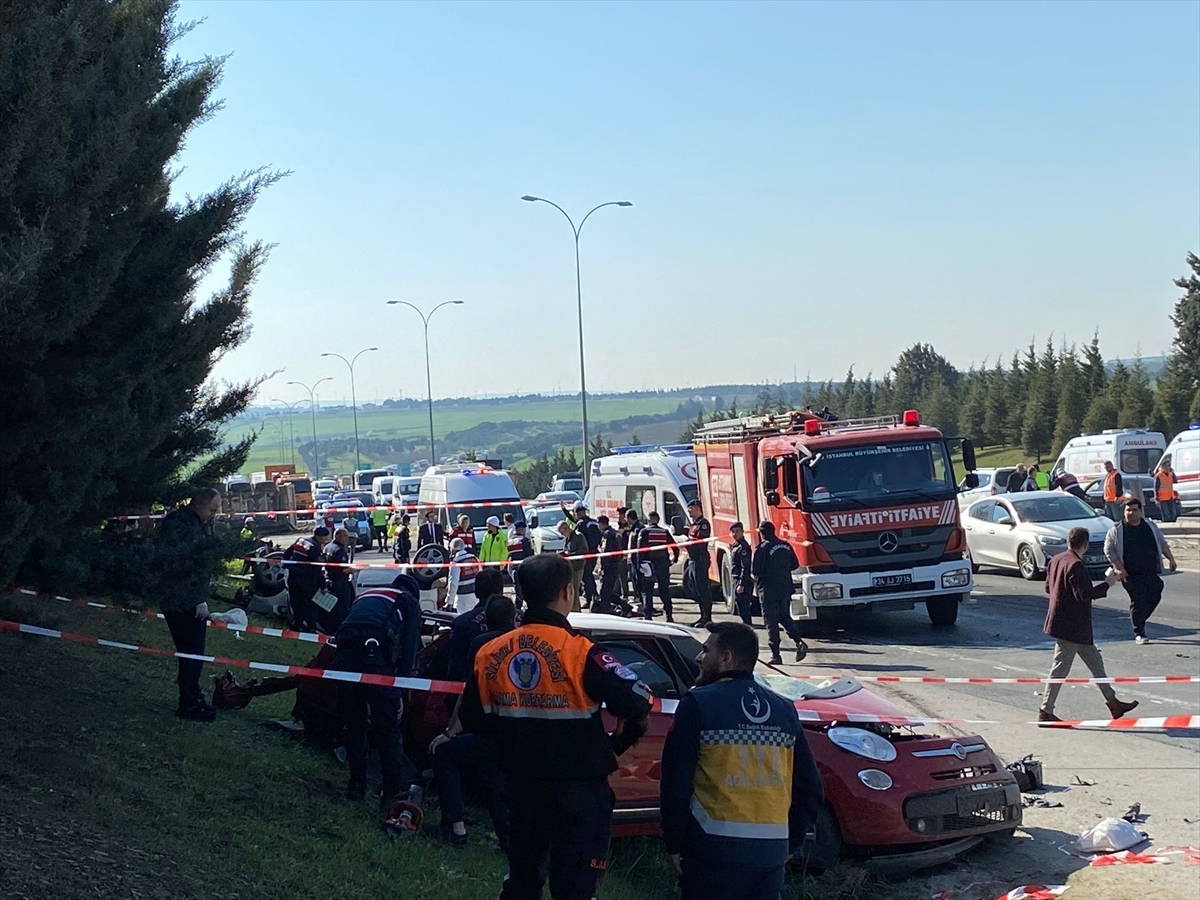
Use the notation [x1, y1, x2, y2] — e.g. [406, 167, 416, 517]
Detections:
[693, 409, 978, 627]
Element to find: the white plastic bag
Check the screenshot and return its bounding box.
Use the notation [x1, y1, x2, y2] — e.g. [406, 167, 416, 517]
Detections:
[208, 608, 248, 628]
[1071, 817, 1147, 854]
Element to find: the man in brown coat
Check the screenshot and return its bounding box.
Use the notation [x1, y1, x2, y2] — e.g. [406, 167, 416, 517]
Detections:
[1039, 527, 1140, 724]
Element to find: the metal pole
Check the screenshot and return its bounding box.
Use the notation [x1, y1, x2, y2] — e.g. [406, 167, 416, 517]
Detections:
[520, 196, 631, 488]
[424, 321, 435, 462]
[271, 398, 301, 467]
[288, 378, 331, 478]
[322, 349, 377, 473]
[386, 300, 463, 466]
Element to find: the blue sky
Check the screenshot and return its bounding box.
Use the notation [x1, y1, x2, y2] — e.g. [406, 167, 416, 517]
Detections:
[175, 0, 1200, 405]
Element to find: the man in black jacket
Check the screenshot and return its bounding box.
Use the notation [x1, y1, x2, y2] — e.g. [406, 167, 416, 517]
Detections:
[751, 521, 807, 663]
[728, 521, 755, 625]
[152, 488, 223, 721]
[684, 499, 713, 627]
[282, 526, 331, 632]
[460, 554, 651, 900]
[418, 510, 446, 548]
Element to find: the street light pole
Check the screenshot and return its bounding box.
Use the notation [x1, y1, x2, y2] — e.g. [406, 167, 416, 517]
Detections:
[288, 378, 332, 477]
[386, 299, 464, 463]
[270, 398, 304, 467]
[264, 415, 287, 463]
[321, 348, 378, 473]
[521, 195, 632, 487]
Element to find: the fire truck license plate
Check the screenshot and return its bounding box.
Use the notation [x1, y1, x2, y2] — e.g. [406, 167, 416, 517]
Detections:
[872, 573, 912, 588]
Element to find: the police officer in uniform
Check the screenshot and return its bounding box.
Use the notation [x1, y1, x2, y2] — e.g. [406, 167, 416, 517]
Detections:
[594, 514, 628, 616]
[282, 526, 331, 631]
[460, 554, 652, 900]
[332, 572, 423, 802]
[684, 499, 713, 627]
[661, 622, 823, 900]
[636, 510, 679, 622]
[728, 521, 755, 625]
[751, 521, 807, 663]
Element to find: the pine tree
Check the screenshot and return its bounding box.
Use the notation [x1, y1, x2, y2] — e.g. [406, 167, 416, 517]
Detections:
[1004, 349, 1031, 445]
[1118, 356, 1155, 429]
[1154, 254, 1200, 434]
[856, 373, 876, 417]
[921, 379, 959, 437]
[959, 367, 987, 445]
[1052, 347, 1087, 452]
[838, 367, 858, 418]
[2, 1, 276, 586]
[1080, 331, 1108, 398]
[1021, 338, 1058, 461]
[1171, 252, 1200, 378]
[1084, 360, 1127, 433]
[983, 360, 1008, 445]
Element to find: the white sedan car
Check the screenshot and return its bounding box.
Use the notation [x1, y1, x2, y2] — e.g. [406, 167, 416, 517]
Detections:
[962, 492, 1113, 580]
[524, 502, 570, 554]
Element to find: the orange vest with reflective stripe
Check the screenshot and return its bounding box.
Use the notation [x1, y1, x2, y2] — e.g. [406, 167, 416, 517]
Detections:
[1103, 471, 1120, 502]
[1155, 471, 1176, 502]
[474, 624, 597, 720]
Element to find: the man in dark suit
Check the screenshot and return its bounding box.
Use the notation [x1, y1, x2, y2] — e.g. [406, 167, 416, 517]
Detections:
[418, 510, 446, 547]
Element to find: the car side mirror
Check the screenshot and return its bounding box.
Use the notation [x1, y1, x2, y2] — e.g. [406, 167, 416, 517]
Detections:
[766, 491, 781, 507]
[763, 460, 779, 491]
[670, 515, 686, 536]
[529, 514, 538, 528]
[963, 472, 979, 490]
[997, 515, 1014, 527]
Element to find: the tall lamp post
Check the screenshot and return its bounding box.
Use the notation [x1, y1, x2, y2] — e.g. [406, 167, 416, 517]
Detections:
[385, 299, 464, 463]
[264, 415, 287, 463]
[288, 377, 332, 477]
[321, 347, 378, 473]
[521, 195, 632, 486]
[270, 398, 305, 467]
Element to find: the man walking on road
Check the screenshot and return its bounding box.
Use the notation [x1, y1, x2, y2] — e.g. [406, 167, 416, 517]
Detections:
[1104, 497, 1178, 644]
[661, 622, 823, 900]
[684, 499, 713, 627]
[751, 521, 807, 663]
[1038, 527, 1138, 724]
[1102, 460, 1124, 522]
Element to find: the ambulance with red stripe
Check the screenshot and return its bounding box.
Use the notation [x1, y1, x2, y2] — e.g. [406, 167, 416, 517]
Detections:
[693, 410, 978, 627]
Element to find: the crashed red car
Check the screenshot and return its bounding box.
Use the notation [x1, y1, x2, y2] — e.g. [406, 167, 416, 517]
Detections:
[294, 612, 1020, 873]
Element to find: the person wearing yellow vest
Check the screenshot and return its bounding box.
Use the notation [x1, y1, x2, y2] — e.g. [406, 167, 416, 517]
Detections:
[460, 554, 651, 900]
[1154, 462, 1180, 523]
[1102, 460, 1124, 522]
[661, 622, 824, 900]
[478, 516, 510, 566]
[371, 504, 390, 553]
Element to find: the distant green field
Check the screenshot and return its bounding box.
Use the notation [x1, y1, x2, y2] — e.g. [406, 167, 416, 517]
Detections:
[234, 395, 689, 474]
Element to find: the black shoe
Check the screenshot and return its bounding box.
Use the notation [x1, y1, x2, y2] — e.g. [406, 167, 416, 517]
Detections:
[175, 703, 216, 723]
[346, 780, 367, 802]
[768, 654, 783, 665]
[440, 824, 468, 848]
[795, 641, 808, 662]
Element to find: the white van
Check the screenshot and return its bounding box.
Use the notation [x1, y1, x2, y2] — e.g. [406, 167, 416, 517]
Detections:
[371, 476, 396, 508]
[1164, 427, 1200, 512]
[1052, 429, 1166, 483]
[418, 464, 524, 544]
[391, 476, 422, 511]
[353, 468, 391, 492]
[586, 445, 699, 581]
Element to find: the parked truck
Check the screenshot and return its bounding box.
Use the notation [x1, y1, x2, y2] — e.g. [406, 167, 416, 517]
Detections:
[692, 409, 978, 627]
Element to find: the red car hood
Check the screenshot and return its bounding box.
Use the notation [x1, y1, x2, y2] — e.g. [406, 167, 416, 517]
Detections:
[796, 683, 910, 722]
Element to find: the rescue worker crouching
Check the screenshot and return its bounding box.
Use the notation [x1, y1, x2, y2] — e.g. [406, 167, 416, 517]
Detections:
[332, 572, 424, 803]
[660, 622, 823, 900]
[460, 554, 652, 900]
[282, 526, 332, 632]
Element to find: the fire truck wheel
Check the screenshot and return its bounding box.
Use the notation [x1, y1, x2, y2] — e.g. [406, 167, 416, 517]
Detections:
[719, 553, 736, 614]
[926, 595, 960, 627]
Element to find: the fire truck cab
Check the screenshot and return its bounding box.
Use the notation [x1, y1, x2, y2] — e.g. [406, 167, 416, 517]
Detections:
[694, 410, 977, 627]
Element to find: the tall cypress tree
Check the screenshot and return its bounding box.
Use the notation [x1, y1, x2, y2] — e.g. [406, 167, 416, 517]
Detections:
[1, 0, 276, 584]
[1052, 345, 1087, 452]
[983, 359, 1008, 446]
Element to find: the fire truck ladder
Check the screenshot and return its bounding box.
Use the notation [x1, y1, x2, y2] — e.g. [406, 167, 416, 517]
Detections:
[695, 412, 902, 444]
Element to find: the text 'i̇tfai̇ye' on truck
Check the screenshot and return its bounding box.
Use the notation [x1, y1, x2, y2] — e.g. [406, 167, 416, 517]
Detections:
[693, 409, 979, 627]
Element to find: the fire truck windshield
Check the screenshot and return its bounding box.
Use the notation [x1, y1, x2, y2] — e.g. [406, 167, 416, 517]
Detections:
[801, 440, 955, 508]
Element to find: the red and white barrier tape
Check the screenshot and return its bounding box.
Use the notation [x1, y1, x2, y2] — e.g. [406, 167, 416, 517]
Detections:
[256, 536, 720, 569]
[10, 589, 331, 645]
[7, 587, 1200, 687]
[111, 499, 545, 522]
[2, 614, 1197, 730]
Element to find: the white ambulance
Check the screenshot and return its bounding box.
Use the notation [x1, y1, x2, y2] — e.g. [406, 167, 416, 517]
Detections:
[585, 445, 699, 582]
[1164, 427, 1200, 512]
[1051, 429, 1166, 483]
[418, 464, 524, 544]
